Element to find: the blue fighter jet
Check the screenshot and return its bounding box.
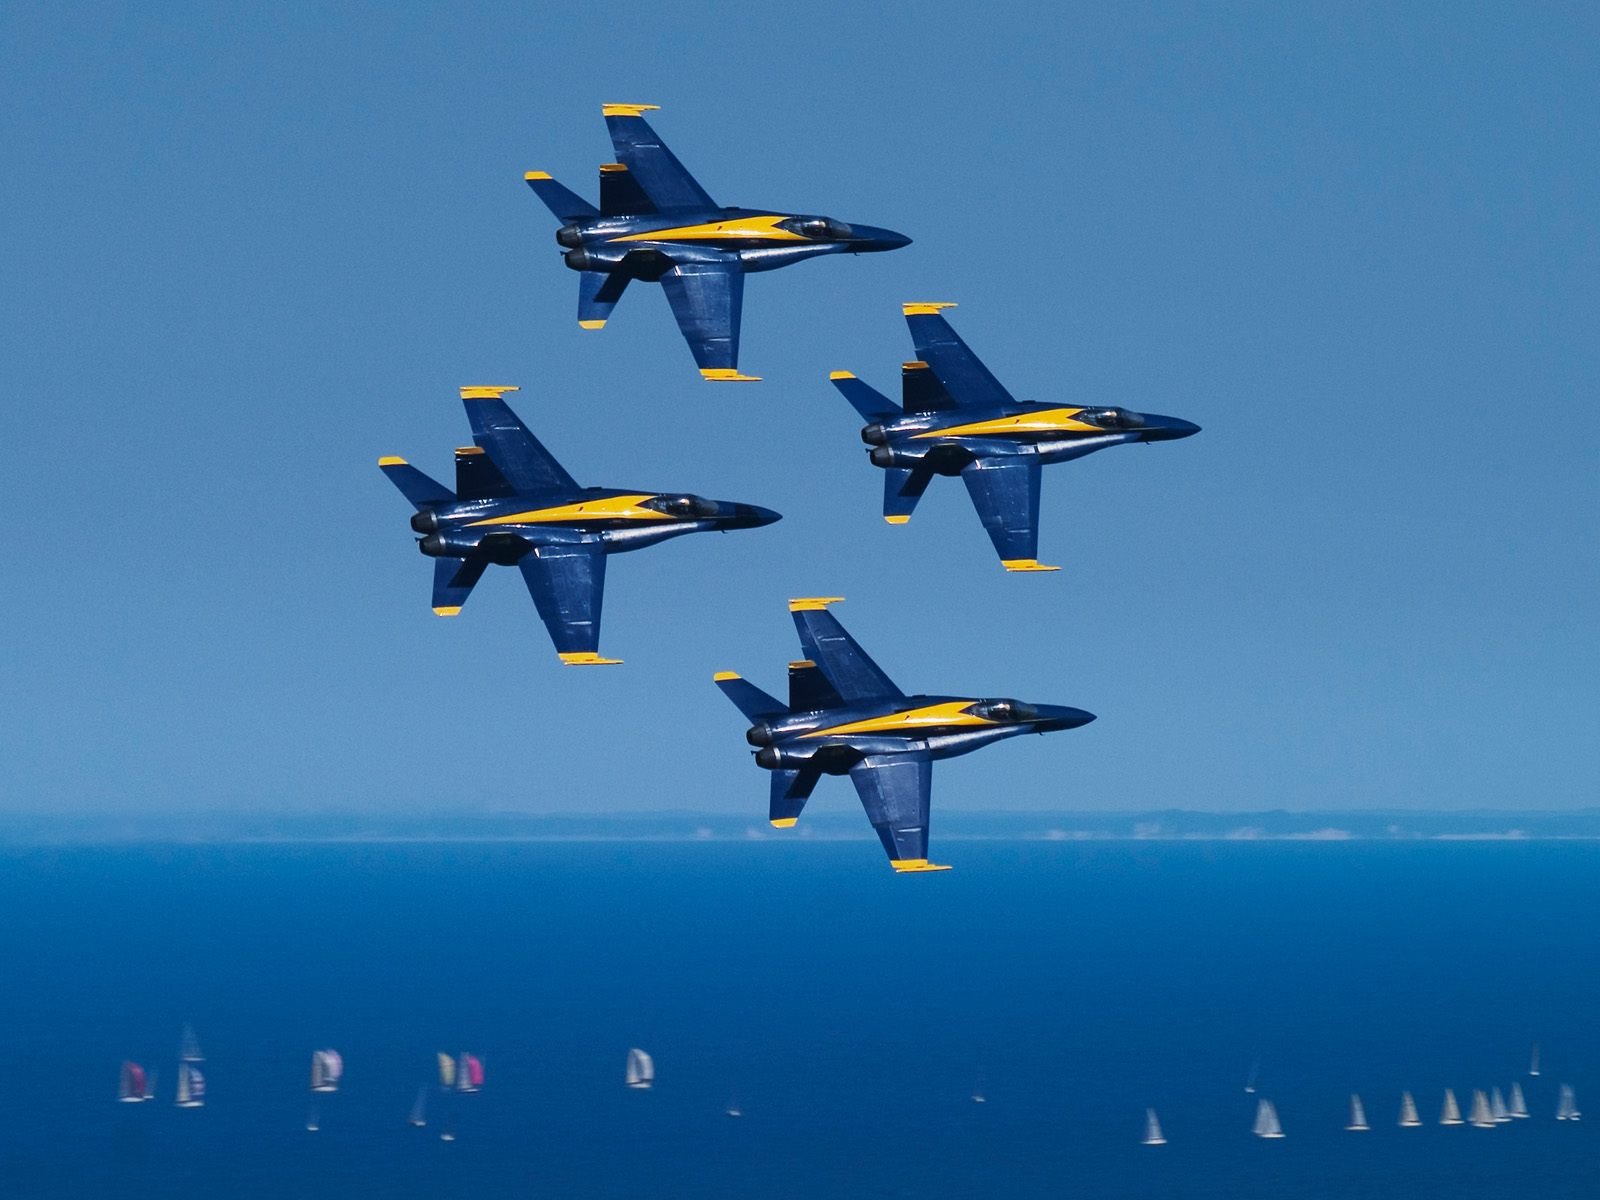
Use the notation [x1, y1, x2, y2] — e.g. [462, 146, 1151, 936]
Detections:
[524, 104, 911, 381]
[380, 386, 780, 665]
[831, 303, 1200, 571]
[714, 599, 1094, 872]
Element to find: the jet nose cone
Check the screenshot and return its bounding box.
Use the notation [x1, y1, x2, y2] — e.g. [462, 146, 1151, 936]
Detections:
[1035, 705, 1096, 732]
[730, 504, 783, 529]
[1139, 414, 1202, 442]
[853, 225, 912, 252]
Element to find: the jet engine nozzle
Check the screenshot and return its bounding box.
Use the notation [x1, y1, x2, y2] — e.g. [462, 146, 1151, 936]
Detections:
[753, 746, 782, 770]
[410, 510, 441, 535]
[745, 722, 775, 748]
[861, 424, 888, 446]
[555, 225, 583, 249]
[417, 533, 447, 557]
[564, 247, 600, 271]
[869, 446, 896, 468]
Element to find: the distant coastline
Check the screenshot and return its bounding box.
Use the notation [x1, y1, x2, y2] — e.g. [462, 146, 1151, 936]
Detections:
[3, 808, 1600, 845]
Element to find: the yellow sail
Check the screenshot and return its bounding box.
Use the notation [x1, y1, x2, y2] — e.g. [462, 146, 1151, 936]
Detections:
[437, 1052, 455, 1088]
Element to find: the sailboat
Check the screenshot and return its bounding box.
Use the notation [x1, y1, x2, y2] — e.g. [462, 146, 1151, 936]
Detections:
[625, 1048, 654, 1090]
[179, 1024, 203, 1064]
[1346, 1094, 1369, 1131]
[1142, 1108, 1167, 1145]
[439, 1119, 456, 1143]
[1508, 1081, 1529, 1118]
[1440, 1088, 1463, 1125]
[1529, 1043, 1540, 1077]
[1399, 1091, 1422, 1127]
[1252, 1099, 1284, 1138]
[1491, 1087, 1510, 1123]
[310, 1049, 343, 1094]
[1244, 1057, 1260, 1094]
[971, 1068, 987, 1104]
[436, 1052, 455, 1089]
[455, 1053, 484, 1094]
[1468, 1089, 1495, 1128]
[305, 1102, 320, 1133]
[725, 1094, 743, 1119]
[409, 1086, 428, 1127]
[118, 1061, 151, 1103]
[174, 1062, 205, 1108]
[1556, 1084, 1580, 1121]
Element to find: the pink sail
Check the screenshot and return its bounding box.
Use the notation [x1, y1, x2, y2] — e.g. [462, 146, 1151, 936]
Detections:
[465, 1055, 484, 1088]
[119, 1061, 148, 1101]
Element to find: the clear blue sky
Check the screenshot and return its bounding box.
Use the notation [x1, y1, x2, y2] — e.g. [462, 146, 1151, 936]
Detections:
[1, 2, 1594, 814]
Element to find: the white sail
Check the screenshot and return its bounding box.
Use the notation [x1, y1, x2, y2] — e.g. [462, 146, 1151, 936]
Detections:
[1440, 1088, 1463, 1124]
[409, 1086, 428, 1127]
[1556, 1083, 1579, 1121]
[1491, 1087, 1510, 1123]
[1468, 1089, 1495, 1128]
[625, 1047, 654, 1090]
[1142, 1108, 1166, 1145]
[1244, 1057, 1260, 1094]
[179, 1024, 203, 1063]
[1508, 1081, 1529, 1118]
[174, 1063, 204, 1108]
[310, 1049, 342, 1093]
[1399, 1091, 1421, 1126]
[1253, 1099, 1284, 1138]
[1529, 1042, 1540, 1077]
[1346, 1094, 1369, 1131]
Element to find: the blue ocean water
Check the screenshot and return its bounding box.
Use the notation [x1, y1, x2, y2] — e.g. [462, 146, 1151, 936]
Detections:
[0, 840, 1594, 1198]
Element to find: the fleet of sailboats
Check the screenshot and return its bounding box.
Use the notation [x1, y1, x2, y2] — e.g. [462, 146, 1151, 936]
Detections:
[1252, 1099, 1284, 1138]
[1346, 1094, 1369, 1131]
[625, 1048, 654, 1090]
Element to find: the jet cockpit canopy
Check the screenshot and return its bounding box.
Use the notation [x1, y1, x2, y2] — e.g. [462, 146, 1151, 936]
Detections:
[966, 698, 1039, 723]
[1078, 407, 1145, 430]
[642, 493, 721, 519]
[780, 216, 854, 240]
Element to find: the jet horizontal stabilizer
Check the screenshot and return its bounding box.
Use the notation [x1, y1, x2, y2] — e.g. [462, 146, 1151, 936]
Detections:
[883, 467, 933, 524]
[770, 766, 821, 827]
[432, 557, 487, 617]
[379, 458, 455, 509]
[578, 271, 630, 330]
[713, 672, 788, 722]
[829, 371, 899, 421]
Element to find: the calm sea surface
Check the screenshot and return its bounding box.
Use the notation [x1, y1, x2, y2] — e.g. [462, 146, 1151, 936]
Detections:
[0, 840, 1594, 1198]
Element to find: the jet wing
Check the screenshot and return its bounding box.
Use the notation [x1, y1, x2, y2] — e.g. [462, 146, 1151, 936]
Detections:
[789, 601, 904, 703]
[661, 262, 750, 376]
[602, 104, 716, 212]
[461, 387, 579, 495]
[960, 458, 1056, 571]
[903, 304, 1015, 408]
[517, 542, 620, 664]
[848, 752, 948, 871]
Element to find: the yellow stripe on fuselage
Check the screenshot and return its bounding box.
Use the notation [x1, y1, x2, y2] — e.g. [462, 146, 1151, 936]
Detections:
[466, 494, 667, 526]
[802, 701, 995, 739]
[612, 215, 807, 243]
[913, 408, 1102, 438]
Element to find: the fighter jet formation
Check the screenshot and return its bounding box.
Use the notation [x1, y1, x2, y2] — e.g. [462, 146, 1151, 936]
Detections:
[379, 103, 1199, 870]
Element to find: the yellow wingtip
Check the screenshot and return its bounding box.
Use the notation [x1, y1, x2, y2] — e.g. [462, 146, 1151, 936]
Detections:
[432, 606, 462, 617]
[578, 319, 606, 330]
[788, 596, 845, 612]
[712, 671, 741, 682]
[903, 302, 957, 316]
[602, 103, 661, 117]
[1002, 559, 1061, 573]
[460, 385, 520, 400]
[829, 370, 856, 381]
[884, 515, 911, 525]
[901, 360, 930, 371]
[378, 456, 407, 467]
[787, 660, 815, 670]
[599, 162, 628, 173]
[454, 446, 485, 456]
[770, 818, 798, 829]
[560, 652, 624, 666]
[890, 858, 953, 873]
[700, 368, 762, 382]
[524, 170, 553, 181]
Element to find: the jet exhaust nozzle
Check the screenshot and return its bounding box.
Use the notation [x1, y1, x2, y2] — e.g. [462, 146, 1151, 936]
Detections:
[861, 424, 888, 446]
[410, 510, 441, 535]
[564, 247, 601, 271]
[555, 225, 583, 249]
[418, 533, 447, 557]
[753, 746, 782, 770]
[745, 722, 775, 748]
[869, 446, 896, 468]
